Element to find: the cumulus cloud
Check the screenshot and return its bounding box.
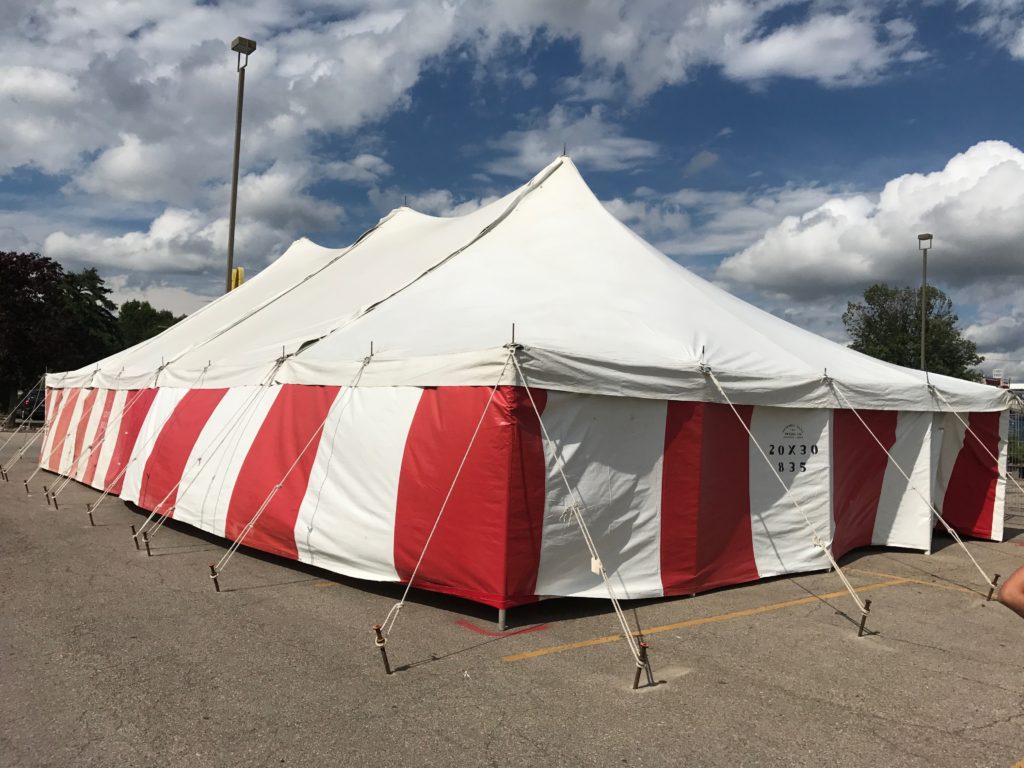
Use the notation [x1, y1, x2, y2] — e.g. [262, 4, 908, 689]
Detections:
[716, 140, 1024, 299]
[45, 162, 343, 273]
[722, 12, 921, 87]
[0, 0, 1010, 315]
[961, 0, 1024, 59]
[487, 105, 659, 177]
[605, 183, 836, 263]
[684, 150, 720, 176]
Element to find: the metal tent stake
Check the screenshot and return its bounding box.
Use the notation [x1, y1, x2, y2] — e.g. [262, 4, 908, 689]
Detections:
[987, 574, 1001, 602]
[85, 503, 93, 526]
[631, 642, 655, 690]
[372, 624, 392, 675]
[142, 531, 152, 557]
[857, 599, 872, 638]
[130, 525, 140, 550]
[208, 563, 220, 592]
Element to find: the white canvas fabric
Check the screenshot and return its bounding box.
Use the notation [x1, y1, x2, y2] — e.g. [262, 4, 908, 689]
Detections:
[47, 157, 1011, 415]
[292, 386, 423, 582]
[872, 412, 934, 551]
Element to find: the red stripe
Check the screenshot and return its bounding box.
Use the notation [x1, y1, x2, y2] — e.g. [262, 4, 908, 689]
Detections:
[44, 388, 80, 472]
[943, 412, 1002, 539]
[103, 389, 158, 495]
[394, 386, 548, 609]
[831, 409, 898, 558]
[69, 390, 99, 479]
[82, 391, 116, 488]
[138, 389, 229, 514]
[225, 385, 339, 560]
[661, 402, 759, 596]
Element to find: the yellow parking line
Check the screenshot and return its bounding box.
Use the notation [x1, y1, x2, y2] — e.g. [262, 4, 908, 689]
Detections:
[503, 578, 909, 662]
[847, 566, 975, 594]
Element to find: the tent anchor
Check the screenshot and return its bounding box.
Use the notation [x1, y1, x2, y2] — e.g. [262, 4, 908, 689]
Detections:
[142, 531, 152, 557]
[43, 485, 50, 505]
[130, 524, 140, 550]
[631, 642, 655, 690]
[987, 574, 1001, 602]
[52, 492, 59, 511]
[23, 479, 30, 495]
[497, 608, 507, 632]
[208, 563, 221, 592]
[857, 599, 872, 638]
[372, 624, 392, 675]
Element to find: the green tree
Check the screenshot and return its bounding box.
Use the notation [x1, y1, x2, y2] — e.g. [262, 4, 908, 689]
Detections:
[0, 253, 127, 408]
[119, 299, 184, 348]
[843, 283, 983, 380]
[59, 267, 122, 368]
[0, 252, 68, 406]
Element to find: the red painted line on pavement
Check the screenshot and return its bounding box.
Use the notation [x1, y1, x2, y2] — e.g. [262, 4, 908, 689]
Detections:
[454, 618, 549, 638]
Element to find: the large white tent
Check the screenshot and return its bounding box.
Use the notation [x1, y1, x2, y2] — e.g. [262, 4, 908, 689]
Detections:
[39, 156, 1012, 610]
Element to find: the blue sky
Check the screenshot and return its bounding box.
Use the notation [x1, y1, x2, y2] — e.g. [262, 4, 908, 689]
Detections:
[3, 1, 1024, 375]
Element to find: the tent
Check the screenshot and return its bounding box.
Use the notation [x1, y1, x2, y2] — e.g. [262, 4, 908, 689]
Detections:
[39, 156, 1013, 614]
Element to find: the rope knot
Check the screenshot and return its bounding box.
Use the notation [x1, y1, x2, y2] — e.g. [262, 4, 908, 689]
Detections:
[560, 502, 582, 524]
[698, 363, 712, 375]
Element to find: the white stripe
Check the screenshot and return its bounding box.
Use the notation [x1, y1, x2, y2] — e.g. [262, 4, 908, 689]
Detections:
[933, 412, 968, 519]
[992, 410, 1009, 542]
[535, 392, 666, 600]
[73, 390, 108, 481]
[293, 387, 422, 582]
[92, 390, 128, 487]
[749, 407, 832, 577]
[871, 411, 933, 551]
[173, 385, 280, 538]
[57, 391, 88, 475]
[121, 388, 189, 503]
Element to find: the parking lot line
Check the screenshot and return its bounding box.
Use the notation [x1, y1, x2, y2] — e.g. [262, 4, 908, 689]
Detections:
[847, 566, 976, 594]
[503, 578, 910, 662]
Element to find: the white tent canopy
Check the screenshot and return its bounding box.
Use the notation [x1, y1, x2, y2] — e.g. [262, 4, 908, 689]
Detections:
[52, 157, 1009, 413]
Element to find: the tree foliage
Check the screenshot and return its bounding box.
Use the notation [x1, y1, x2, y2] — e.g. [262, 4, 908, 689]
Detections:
[0, 252, 185, 407]
[843, 283, 983, 380]
[119, 299, 185, 349]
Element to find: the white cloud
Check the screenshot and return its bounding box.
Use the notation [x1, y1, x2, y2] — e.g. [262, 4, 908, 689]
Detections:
[367, 185, 500, 217]
[0, 0, 933, 286]
[44, 161, 343, 273]
[605, 183, 836, 263]
[684, 149, 720, 176]
[722, 11, 921, 87]
[716, 140, 1024, 299]
[487, 105, 659, 177]
[323, 154, 394, 185]
[960, 0, 1024, 59]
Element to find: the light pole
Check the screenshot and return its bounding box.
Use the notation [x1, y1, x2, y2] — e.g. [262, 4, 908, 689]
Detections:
[918, 233, 933, 372]
[226, 36, 256, 294]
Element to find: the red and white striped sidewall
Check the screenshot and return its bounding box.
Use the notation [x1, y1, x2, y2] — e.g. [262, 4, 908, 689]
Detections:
[37, 385, 1009, 606]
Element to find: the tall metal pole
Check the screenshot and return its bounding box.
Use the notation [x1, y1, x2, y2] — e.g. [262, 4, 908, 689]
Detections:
[226, 37, 255, 294]
[917, 233, 932, 373]
[226, 63, 246, 293]
[920, 245, 927, 372]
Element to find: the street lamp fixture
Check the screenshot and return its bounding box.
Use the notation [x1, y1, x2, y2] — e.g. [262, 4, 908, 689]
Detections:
[226, 37, 256, 293]
[917, 233, 933, 373]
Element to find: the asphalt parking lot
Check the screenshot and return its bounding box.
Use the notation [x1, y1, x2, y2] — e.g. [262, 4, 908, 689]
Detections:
[1, 431, 1022, 768]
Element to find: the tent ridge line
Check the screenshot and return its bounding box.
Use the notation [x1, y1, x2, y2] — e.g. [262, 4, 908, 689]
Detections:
[284, 159, 567, 363]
